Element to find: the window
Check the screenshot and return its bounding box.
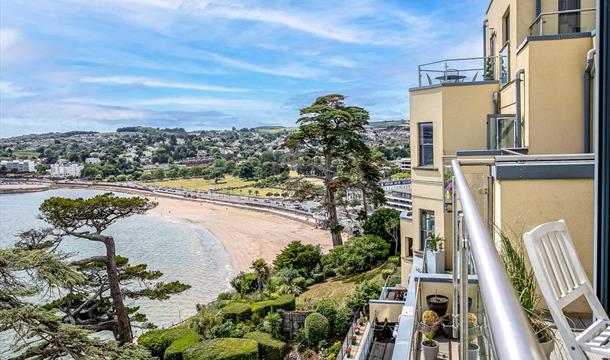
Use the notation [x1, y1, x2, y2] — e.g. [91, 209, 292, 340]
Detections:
[420, 210, 435, 251]
[558, 0, 581, 34]
[418, 123, 434, 167]
[502, 9, 510, 44]
[487, 114, 517, 149]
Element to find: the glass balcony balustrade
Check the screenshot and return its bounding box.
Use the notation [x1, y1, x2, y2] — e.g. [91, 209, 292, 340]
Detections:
[529, 8, 596, 36]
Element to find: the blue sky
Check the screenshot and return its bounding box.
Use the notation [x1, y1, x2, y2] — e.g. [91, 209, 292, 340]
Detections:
[1, 0, 485, 137]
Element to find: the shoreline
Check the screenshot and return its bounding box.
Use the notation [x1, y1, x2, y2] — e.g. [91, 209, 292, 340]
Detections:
[2, 184, 333, 272]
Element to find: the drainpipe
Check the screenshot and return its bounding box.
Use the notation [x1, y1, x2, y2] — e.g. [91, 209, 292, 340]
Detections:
[514, 69, 525, 147]
[584, 48, 596, 153]
[483, 20, 488, 60]
[492, 91, 499, 114]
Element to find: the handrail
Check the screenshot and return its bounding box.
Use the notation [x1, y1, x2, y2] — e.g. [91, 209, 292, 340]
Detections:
[418, 55, 498, 68]
[451, 159, 544, 360]
[529, 8, 596, 35]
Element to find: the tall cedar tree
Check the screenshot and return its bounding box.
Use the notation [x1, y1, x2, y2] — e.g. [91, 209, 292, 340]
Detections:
[38, 193, 175, 343]
[286, 94, 370, 246]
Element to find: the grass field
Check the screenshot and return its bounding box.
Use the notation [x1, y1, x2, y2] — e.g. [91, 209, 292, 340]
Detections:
[297, 265, 388, 307]
[288, 170, 324, 186]
[146, 176, 254, 191]
[220, 186, 284, 197]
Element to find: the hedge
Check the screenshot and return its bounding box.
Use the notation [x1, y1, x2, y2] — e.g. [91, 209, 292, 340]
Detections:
[243, 332, 286, 360]
[164, 330, 202, 360]
[304, 312, 329, 346]
[184, 338, 258, 360]
[221, 302, 252, 321]
[139, 327, 193, 357]
[251, 295, 295, 317]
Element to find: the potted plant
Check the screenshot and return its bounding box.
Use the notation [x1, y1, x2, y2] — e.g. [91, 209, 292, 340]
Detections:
[468, 336, 480, 360]
[351, 335, 357, 346]
[421, 331, 439, 360]
[425, 234, 445, 273]
[354, 326, 361, 336]
[345, 346, 352, 358]
[426, 290, 449, 316]
[498, 230, 555, 358]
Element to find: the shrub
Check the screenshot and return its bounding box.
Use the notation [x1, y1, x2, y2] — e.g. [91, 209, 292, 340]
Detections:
[381, 269, 395, 280]
[362, 208, 400, 242]
[312, 273, 325, 283]
[304, 312, 329, 346]
[327, 341, 342, 360]
[292, 276, 307, 290]
[243, 332, 286, 360]
[387, 256, 400, 266]
[230, 272, 258, 295]
[321, 235, 390, 275]
[333, 306, 353, 338]
[184, 338, 258, 360]
[164, 330, 202, 360]
[273, 241, 322, 277]
[315, 300, 338, 335]
[251, 295, 295, 317]
[345, 281, 382, 313]
[261, 312, 283, 339]
[221, 302, 252, 321]
[139, 327, 193, 357]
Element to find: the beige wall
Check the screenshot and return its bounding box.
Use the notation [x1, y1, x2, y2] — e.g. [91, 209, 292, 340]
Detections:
[369, 301, 405, 323]
[494, 177, 594, 313]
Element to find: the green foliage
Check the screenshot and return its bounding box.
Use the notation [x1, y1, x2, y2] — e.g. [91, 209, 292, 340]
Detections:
[191, 310, 221, 339]
[243, 332, 286, 360]
[184, 338, 258, 360]
[273, 241, 322, 277]
[321, 235, 390, 275]
[362, 208, 400, 242]
[230, 272, 258, 295]
[387, 256, 400, 266]
[261, 312, 283, 339]
[327, 341, 342, 360]
[164, 330, 202, 360]
[221, 302, 252, 321]
[345, 280, 382, 313]
[390, 171, 411, 180]
[251, 295, 295, 317]
[315, 300, 338, 336]
[497, 230, 540, 319]
[139, 328, 193, 357]
[304, 312, 329, 346]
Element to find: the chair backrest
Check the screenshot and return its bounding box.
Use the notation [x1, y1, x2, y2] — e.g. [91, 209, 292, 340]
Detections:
[524, 220, 608, 318]
[426, 73, 433, 86]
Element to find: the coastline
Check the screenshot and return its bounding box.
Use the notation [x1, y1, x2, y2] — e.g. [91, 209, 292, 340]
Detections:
[1, 183, 333, 272]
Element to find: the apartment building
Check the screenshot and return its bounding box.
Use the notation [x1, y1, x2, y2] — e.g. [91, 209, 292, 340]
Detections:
[341, 1, 609, 359]
[0, 160, 36, 173]
[50, 161, 84, 178]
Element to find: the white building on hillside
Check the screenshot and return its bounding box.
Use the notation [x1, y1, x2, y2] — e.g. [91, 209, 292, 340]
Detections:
[85, 157, 101, 164]
[0, 160, 36, 173]
[50, 161, 84, 178]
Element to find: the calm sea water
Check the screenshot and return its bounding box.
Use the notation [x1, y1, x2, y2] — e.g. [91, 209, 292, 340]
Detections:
[0, 188, 234, 339]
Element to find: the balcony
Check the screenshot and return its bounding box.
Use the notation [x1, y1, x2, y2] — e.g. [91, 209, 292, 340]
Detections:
[529, 8, 596, 37]
[417, 57, 500, 88]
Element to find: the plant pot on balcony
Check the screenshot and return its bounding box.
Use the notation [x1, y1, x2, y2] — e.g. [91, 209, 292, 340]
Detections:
[468, 343, 479, 360]
[425, 250, 445, 273]
[421, 339, 439, 360]
[426, 294, 449, 316]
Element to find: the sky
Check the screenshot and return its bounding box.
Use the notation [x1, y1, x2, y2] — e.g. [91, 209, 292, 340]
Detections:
[0, 0, 486, 137]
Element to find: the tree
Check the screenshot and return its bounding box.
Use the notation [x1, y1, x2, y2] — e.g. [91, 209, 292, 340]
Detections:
[273, 241, 321, 277]
[287, 94, 370, 246]
[343, 151, 386, 219]
[38, 193, 163, 343]
[0, 231, 154, 359]
[362, 208, 401, 255]
[250, 258, 271, 290]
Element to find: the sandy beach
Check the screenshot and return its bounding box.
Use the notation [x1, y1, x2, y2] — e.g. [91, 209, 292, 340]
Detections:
[147, 195, 333, 271]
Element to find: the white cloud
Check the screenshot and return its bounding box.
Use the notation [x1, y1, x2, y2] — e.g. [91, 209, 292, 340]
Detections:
[134, 96, 276, 110]
[324, 57, 358, 68]
[80, 75, 248, 92]
[0, 81, 36, 98]
[0, 28, 21, 53]
[200, 51, 323, 79]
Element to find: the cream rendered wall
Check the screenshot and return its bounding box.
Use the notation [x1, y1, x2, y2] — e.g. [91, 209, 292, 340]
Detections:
[494, 178, 594, 313]
[524, 37, 595, 154]
[369, 302, 405, 323]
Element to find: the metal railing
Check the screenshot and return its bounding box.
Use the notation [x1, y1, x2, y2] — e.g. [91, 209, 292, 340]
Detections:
[451, 158, 544, 360]
[529, 8, 596, 36]
[418, 56, 499, 87]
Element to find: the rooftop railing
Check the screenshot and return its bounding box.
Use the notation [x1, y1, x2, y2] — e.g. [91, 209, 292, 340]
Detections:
[417, 56, 499, 87]
[529, 8, 596, 36]
[450, 158, 545, 359]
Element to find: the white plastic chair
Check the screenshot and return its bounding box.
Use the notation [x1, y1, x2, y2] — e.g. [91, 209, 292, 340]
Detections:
[524, 220, 610, 359]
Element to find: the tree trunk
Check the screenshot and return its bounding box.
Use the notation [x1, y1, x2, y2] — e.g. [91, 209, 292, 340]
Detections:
[104, 237, 132, 343]
[324, 154, 342, 246]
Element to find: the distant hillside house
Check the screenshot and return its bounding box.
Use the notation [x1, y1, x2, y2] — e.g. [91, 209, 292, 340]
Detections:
[0, 160, 36, 173]
[50, 161, 84, 178]
[85, 157, 101, 164]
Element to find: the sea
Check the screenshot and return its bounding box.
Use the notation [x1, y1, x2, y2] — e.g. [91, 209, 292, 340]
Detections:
[0, 188, 235, 350]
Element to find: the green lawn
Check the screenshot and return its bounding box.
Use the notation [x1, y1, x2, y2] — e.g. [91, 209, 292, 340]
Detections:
[146, 176, 254, 191]
[297, 266, 388, 307]
[219, 186, 285, 198]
